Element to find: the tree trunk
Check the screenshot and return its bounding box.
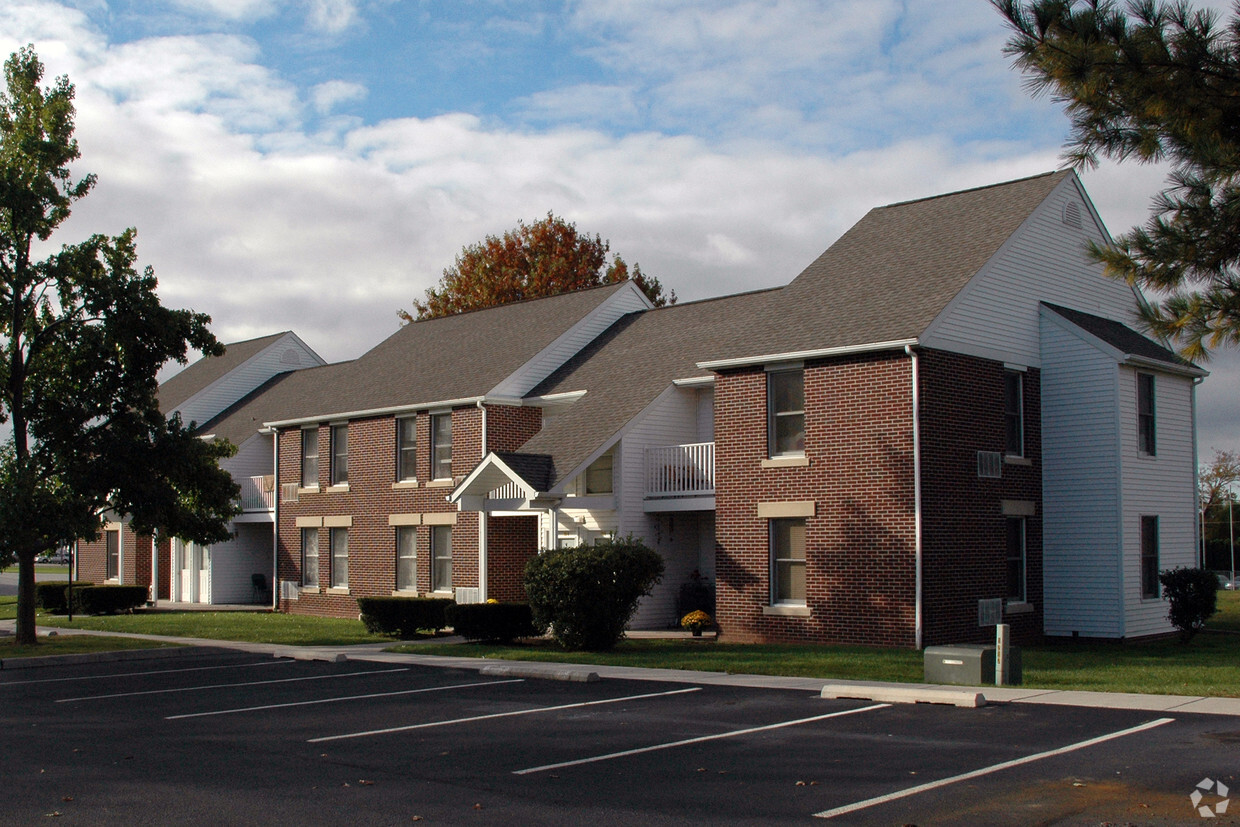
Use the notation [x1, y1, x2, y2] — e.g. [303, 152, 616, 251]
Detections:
[14, 548, 38, 645]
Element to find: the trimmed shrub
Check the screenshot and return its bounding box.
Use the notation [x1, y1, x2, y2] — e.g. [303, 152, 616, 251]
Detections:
[34, 581, 91, 613]
[524, 536, 664, 651]
[1159, 567, 1219, 643]
[357, 596, 454, 638]
[71, 585, 149, 615]
[447, 602, 536, 642]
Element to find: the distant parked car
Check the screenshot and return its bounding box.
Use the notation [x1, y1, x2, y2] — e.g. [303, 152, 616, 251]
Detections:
[37, 548, 70, 565]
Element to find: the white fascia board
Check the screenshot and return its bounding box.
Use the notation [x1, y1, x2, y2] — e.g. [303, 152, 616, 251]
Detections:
[1039, 306, 1206, 379]
[448, 452, 539, 504]
[697, 339, 919, 372]
[263, 395, 485, 429]
[673, 376, 715, 388]
[523, 390, 588, 406]
[1122, 354, 1208, 379]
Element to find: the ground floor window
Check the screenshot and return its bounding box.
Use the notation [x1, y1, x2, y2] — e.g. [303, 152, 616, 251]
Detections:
[330, 527, 348, 589]
[301, 527, 319, 588]
[105, 529, 120, 581]
[770, 518, 806, 605]
[396, 526, 416, 591]
[1006, 517, 1025, 602]
[431, 525, 452, 592]
[1141, 515, 1159, 599]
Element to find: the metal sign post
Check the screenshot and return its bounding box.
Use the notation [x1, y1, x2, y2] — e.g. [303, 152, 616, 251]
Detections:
[995, 623, 1010, 686]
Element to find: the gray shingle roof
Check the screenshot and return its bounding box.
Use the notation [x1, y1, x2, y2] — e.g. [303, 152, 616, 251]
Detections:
[516, 288, 779, 487]
[495, 452, 555, 492]
[709, 171, 1072, 361]
[196, 361, 358, 445]
[1042, 303, 1204, 374]
[157, 332, 290, 414]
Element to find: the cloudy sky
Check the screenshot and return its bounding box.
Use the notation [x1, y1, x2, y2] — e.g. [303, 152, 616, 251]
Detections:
[1, 0, 1236, 453]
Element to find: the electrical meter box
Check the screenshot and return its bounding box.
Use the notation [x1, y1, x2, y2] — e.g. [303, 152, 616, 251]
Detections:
[924, 643, 1022, 685]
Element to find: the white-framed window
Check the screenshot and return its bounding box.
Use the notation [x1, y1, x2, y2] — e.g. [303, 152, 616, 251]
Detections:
[1137, 373, 1156, 455]
[105, 528, 120, 581]
[770, 518, 806, 605]
[431, 413, 452, 480]
[431, 525, 452, 592]
[1004, 370, 1023, 457]
[1006, 517, 1025, 602]
[584, 451, 614, 494]
[330, 527, 348, 588]
[330, 424, 348, 486]
[396, 526, 417, 591]
[768, 370, 805, 458]
[301, 527, 319, 588]
[1141, 515, 1159, 598]
[397, 417, 417, 481]
[301, 428, 319, 488]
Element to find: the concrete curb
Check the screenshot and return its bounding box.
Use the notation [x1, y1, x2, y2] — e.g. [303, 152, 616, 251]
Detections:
[479, 663, 600, 683]
[0, 645, 189, 670]
[820, 683, 987, 708]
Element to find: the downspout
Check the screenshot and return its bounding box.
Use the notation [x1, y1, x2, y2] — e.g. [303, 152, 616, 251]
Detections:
[150, 529, 159, 606]
[1193, 377, 1204, 567]
[476, 400, 488, 602]
[905, 345, 924, 650]
[272, 428, 280, 611]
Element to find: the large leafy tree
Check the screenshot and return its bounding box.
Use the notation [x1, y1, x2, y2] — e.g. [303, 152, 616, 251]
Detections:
[0, 47, 239, 645]
[400, 212, 674, 321]
[994, 0, 1240, 359]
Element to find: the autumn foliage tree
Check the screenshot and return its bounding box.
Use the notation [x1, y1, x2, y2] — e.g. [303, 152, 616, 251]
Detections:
[400, 212, 674, 321]
[995, 0, 1240, 359]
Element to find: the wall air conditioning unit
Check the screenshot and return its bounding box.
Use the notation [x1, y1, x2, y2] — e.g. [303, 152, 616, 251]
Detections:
[281, 483, 299, 503]
[977, 451, 1002, 479]
[454, 587, 481, 604]
[280, 580, 300, 601]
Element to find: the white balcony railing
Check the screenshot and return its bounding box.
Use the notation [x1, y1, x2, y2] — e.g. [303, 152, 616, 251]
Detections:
[240, 475, 275, 512]
[646, 442, 714, 498]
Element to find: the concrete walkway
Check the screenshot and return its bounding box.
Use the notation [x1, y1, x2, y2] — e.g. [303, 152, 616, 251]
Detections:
[4, 620, 1240, 717]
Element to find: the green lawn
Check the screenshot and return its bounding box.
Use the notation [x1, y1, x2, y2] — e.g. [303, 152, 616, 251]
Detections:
[35, 609, 394, 647]
[0, 634, 181, 659]
[0, 565, 71, 575]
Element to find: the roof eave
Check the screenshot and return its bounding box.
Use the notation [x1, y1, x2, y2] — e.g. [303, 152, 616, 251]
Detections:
[697, 338, 920, 372]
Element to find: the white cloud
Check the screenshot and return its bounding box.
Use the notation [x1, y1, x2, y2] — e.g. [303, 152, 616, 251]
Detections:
[163, 0, 278, 21]
[310, 78, 365, 114]
[304, 0, 358, 34]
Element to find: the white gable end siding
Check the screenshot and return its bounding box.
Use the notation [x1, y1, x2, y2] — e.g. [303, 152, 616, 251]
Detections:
[488, 283, 652, 399]
[922, 177, 1139, 368]
[617, 385, 704, 628]
[220, 434, 274, 480]
[208, 524, 271, 603]
[1118, 367, 1197, 637]
[175, 333, 323, 428]
[1039, 313, 1123, 637]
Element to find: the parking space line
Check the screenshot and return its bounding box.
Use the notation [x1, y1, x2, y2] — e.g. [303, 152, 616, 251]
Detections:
[514, 703, 891, 776]
[309, 686, 702, 743]
[0, 659, 292, 687]
[54, 667, 410, 703]
[166, 678, 525, 719]
[813, 717, 1176, 819]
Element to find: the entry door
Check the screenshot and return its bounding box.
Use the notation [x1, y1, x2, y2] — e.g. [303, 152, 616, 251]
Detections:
[178, 542, 195, 602]
[196, 547, 210, 603]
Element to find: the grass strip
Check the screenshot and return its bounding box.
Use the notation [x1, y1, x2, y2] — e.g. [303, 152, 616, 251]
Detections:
[34, 609, 392, 647]
[0, 634, 182, 659]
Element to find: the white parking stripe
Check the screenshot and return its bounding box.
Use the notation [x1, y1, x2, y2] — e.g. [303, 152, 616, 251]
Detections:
[55, 667, 410, 703]
[166, 678, 525, 719]
[309, 686, 702, 743]
[514, 703, 891, 775]
[0, 659, 291, 686]
[814, 717, 1176, 819]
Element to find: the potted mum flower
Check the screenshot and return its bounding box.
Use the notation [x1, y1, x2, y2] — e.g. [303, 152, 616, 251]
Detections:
[680, 609, 712, 637]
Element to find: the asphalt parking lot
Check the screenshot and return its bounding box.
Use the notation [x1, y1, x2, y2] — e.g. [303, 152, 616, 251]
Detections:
[2, 649, 1236, 825]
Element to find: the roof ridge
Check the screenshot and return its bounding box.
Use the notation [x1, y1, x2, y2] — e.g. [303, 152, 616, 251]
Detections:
[877, 170, 1067, 212]
[403, 280, 630, 326]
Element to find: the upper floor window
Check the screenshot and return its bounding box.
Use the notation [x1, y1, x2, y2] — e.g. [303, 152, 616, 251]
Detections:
[397, 417, 417, 481]
[1004, 370, 1023, 457]
[770, 518, 806, 605]
[1141, 515, 1160, 599]
[1137, 373, 1156, 455]
[1006, 517, 1025, 602]
[584, 450, 614, 494]
[768, 369, 805, 458]
[330, 424, 348, 486]
[300, 428, 319, 488]
[431, 413, 453, 480]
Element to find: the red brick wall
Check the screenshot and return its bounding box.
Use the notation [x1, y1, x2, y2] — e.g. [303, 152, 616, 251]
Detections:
[74, 525, 167, 599]
[919, 350, 1042, 646]
[714, 352, 918, 646]
[276, 406, 484, 618]
[712, 348, 1042, 648]
[487, 515, 539, 601]
[486, 404, 542, 452]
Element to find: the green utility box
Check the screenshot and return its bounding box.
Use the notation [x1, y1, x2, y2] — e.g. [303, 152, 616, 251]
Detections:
[924, 643, 1022, 686]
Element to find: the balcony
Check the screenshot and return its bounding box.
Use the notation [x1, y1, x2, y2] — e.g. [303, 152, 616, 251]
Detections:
[239, 475, 275, 513]
[645, 442, 714, 512]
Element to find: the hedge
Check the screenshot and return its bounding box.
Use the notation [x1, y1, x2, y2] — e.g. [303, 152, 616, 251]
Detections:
[34, 581, 92, 613]
[446, 602, 536, 642]
[357, 596, 454, 638]
[70, 585, 149, 615]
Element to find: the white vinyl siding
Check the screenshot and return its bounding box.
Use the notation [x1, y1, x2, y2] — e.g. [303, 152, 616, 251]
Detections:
[922, 177, 1139, 368]
[1039, 311, 1123, 637]
[205, 524, 272, 603]
[171, 332, 324, 428]
[219, 433, 274, 480]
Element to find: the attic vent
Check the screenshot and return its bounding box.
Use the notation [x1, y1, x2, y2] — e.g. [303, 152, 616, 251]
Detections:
[1062, 202, 1082, 229]
[977, 451, 1002, 479]
[280, 348, 302, 366]
[281, 483, 300, 503]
